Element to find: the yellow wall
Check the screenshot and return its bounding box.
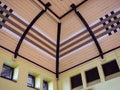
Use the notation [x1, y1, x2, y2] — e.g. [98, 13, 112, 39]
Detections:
[58, 48, 120, 90]
[0, 49, 57, 90]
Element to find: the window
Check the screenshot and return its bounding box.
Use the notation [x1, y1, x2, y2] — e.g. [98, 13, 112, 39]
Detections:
[71, 74, 83, 89]
[0, 64, 14, 80]
[85, 67, 100, 83]
[102, 60, 120, 76]
[43, 80, 48, 90]
[27, 74, 35, 88]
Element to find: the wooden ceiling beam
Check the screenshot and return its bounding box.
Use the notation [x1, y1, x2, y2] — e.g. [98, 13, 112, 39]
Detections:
[14, 2, 51, 58]
[71, 4, 104, 59]
[60, 0, 88, 19]
[37, 0, 88, 20]
[56, 23, 61, 79]
[36, 0, 60, 22]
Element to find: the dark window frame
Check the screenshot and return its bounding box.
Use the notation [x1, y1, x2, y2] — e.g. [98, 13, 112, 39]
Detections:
[71, 74, 83, 89]
[43, 80, 48, 90]
[0, 64, 14, 80]
[27, 74, 35, 88]
[85, 67, 100, 83]
[102, 59, 120, 77]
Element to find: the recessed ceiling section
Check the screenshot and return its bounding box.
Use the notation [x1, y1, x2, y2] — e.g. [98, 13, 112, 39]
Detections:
[38, 0, 84, 17]
[1, 0, 42, 22]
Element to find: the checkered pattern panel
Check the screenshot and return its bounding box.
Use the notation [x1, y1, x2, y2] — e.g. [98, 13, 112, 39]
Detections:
[100, 11, 120, 35]
[0, 1, 13, 28]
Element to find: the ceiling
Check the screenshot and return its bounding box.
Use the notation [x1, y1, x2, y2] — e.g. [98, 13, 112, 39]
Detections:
[36, 0, 84, 17]
[0, 0, 120, 75]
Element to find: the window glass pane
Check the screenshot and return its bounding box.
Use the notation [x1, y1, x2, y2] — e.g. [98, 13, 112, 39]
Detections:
[71, 74, 83, 89]
[43, 80, 48, 90]
[102, 60, 120, 76]
[27, 75, 35, 88]
[85, 67, 100, 83]
[1, 64, 13, 80]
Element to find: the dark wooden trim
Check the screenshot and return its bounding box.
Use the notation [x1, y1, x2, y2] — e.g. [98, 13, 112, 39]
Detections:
[60, 26, 104, 53]
[59, 45, 120, 74]
[38, 0, 87, 19]
[60, 38, 92, 57]
[0, 5, 56, 48]
[2, 23, 56, 58]
[60, 29, 87, 46]
[11, 13, 56, 47]
[60, 19, 120, 57]
[0, 45, 56, 74]
[6, 17, 56, 52]
[71, 4, 104, 59]
[38, 0, 60, 19]
[60, 0, 88, 19]
[60, 22, 102, 47]
[14, 2, 51, 58]
[60, 10, 120, 46]
[60, 30, 106, 57]
[60, 33, 90, 52]
[56, 23, 61, 78]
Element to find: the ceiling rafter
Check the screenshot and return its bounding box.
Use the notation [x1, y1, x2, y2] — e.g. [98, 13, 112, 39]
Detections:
[14, 2, 51, 58]
[56, 23, 61, 79]
[38, 0, 88, 20]
[71, 4, 104, 59]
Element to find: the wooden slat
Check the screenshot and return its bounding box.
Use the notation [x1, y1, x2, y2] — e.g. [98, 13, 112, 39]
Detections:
[60, 0, 120, 41]
[42, 0, 83, 16]
[0, 30, 56, 72]
[1, 0, 41, 22]
[34, 12, 58, 41]
[59, 43, 99, 72]
[59, 31, 120, 72]
[1, 0, 57, 41]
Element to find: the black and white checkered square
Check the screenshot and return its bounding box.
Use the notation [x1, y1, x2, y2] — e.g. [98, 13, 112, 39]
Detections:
[0, 1, 13, 28]
[100, 11, 120, 35]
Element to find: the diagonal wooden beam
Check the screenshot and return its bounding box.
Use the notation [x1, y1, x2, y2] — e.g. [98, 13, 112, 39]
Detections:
[14, 2, 51, 58]
[38, 0, 88, 19]
[71, 4, 104, 59]
[60, 0, 88, 19]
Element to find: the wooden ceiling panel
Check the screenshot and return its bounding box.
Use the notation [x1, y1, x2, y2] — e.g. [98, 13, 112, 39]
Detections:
[41, 0, 83, 16]
[60, 35, 92, 57]
[28, 30, 56, 50]
[1, 0, 57, 42]
[60, 30, 120, 72]
[0, 29, 19, 51]
[77, 0, 120, 25]
[1, 0, 41, 22]
[0, 0, 120, 74]
[61, 12, 85, 41]
[19, 41, 56, 72]
[0, 28, 56, 72]
[60, 0, 120, 42]
[59, 43, 99, 72]
[99, 31, 120, 52]
[25, 34, 55, 55]
[34, 12, 58, 41]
